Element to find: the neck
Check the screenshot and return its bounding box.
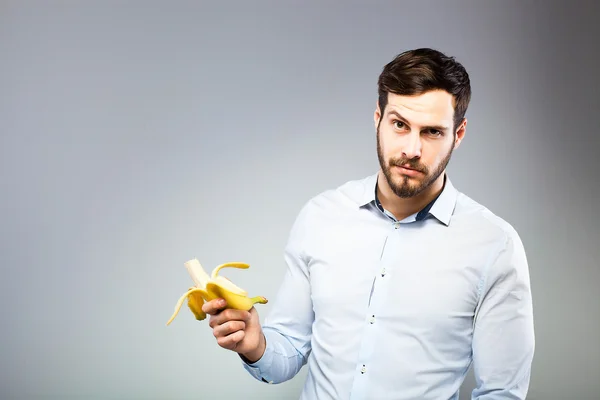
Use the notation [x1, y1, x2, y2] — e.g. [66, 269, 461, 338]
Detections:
[376, 171, 445, 221]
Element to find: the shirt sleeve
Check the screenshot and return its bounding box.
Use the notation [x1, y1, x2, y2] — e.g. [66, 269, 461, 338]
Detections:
[241, 202, 315, 384]
[471, 228, 535, 399]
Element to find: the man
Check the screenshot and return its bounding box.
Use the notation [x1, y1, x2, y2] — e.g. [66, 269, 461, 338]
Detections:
[202, 48, 535, 399]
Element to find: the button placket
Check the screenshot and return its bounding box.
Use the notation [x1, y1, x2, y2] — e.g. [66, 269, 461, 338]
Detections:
[350, 228, 398, 398]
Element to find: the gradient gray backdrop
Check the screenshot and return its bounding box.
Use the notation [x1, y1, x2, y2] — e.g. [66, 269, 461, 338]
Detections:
[1, 1, 598, 399]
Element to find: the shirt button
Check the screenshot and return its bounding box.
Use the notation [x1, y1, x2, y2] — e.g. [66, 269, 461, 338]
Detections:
[361, 365, 367, 374]
[381, 268, 386, 277]
[369, 315, 375, 324]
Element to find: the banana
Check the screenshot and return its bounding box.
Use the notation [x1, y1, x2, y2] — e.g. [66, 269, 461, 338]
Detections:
[166, 258, 268, 325]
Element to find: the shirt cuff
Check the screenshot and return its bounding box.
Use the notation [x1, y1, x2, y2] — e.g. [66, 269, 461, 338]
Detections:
[240, 330, 275, 384]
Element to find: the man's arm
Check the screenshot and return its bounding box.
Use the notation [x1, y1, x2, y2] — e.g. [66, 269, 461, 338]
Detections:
[471, 228, 535, 399]
[241, 203, 315, 384]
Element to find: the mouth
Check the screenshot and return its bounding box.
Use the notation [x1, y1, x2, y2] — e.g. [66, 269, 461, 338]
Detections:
[393, 165, 423, 176]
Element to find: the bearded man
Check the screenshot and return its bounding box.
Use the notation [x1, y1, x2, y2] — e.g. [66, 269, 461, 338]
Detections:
[202, 48, 535, 400]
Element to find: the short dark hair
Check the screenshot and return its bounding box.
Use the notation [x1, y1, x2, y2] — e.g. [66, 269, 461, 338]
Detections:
[377, 48, 471, 131]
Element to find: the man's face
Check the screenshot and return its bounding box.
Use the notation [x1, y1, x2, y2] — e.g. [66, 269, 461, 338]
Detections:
[375, 90, 466, 198]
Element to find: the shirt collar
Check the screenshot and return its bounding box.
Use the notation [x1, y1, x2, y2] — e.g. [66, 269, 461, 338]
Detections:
[356, 172, 458, 226]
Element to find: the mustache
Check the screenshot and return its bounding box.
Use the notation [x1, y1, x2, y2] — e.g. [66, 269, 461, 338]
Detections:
[389, 157, 428, 173]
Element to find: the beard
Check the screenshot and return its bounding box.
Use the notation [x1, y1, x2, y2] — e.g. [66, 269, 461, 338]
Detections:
[377, 129, 454, 198]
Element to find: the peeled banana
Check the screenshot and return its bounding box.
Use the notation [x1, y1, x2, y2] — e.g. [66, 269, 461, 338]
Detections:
[166, 258, 268, 325]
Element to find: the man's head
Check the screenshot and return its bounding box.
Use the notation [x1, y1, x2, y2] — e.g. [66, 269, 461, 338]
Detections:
[375, 48, 471, 198]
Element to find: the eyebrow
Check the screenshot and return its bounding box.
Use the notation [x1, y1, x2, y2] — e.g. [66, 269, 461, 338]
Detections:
[386, 110, 450, 132]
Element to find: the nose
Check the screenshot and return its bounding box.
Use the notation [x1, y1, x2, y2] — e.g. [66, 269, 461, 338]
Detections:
[401, 131, 422, 159]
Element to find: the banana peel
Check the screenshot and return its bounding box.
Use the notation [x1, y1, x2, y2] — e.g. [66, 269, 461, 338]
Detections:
[166, 258, 268, 325]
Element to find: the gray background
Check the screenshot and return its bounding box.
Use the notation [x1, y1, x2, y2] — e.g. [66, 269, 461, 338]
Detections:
[1, 1, 598, 399]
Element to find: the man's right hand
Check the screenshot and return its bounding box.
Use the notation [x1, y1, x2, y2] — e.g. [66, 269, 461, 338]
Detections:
[202, 298, 266, 363]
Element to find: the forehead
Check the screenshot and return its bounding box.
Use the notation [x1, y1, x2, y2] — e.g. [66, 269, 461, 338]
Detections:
[384, 90, 455, 125]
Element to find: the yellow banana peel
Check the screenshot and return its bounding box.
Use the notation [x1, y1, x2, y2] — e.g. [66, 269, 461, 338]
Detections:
[166, 258, 268, 325]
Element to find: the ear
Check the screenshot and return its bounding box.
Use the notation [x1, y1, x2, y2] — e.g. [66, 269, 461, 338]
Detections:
[453, 118, 467, 149]
[374, 101, 382, 130]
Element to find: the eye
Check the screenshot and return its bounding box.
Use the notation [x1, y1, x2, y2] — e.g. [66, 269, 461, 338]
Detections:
[393, 120, 405, 129]
[427, 129, 442, 136]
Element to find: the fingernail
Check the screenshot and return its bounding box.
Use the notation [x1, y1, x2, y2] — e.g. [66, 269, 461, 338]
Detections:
[219, 299, 226, 307]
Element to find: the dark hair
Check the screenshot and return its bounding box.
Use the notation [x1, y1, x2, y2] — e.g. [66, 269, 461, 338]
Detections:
[377, 48, 471, 131]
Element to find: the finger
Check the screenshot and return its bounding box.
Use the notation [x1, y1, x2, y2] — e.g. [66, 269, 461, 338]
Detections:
[213, 320, 246, 338]
[202, 298, 226, 315]
[217, 330, 245, 350]
[209, 308, 251, 329]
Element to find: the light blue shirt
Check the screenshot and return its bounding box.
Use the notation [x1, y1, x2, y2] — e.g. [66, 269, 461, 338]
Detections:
[243, 173, 535, 399]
